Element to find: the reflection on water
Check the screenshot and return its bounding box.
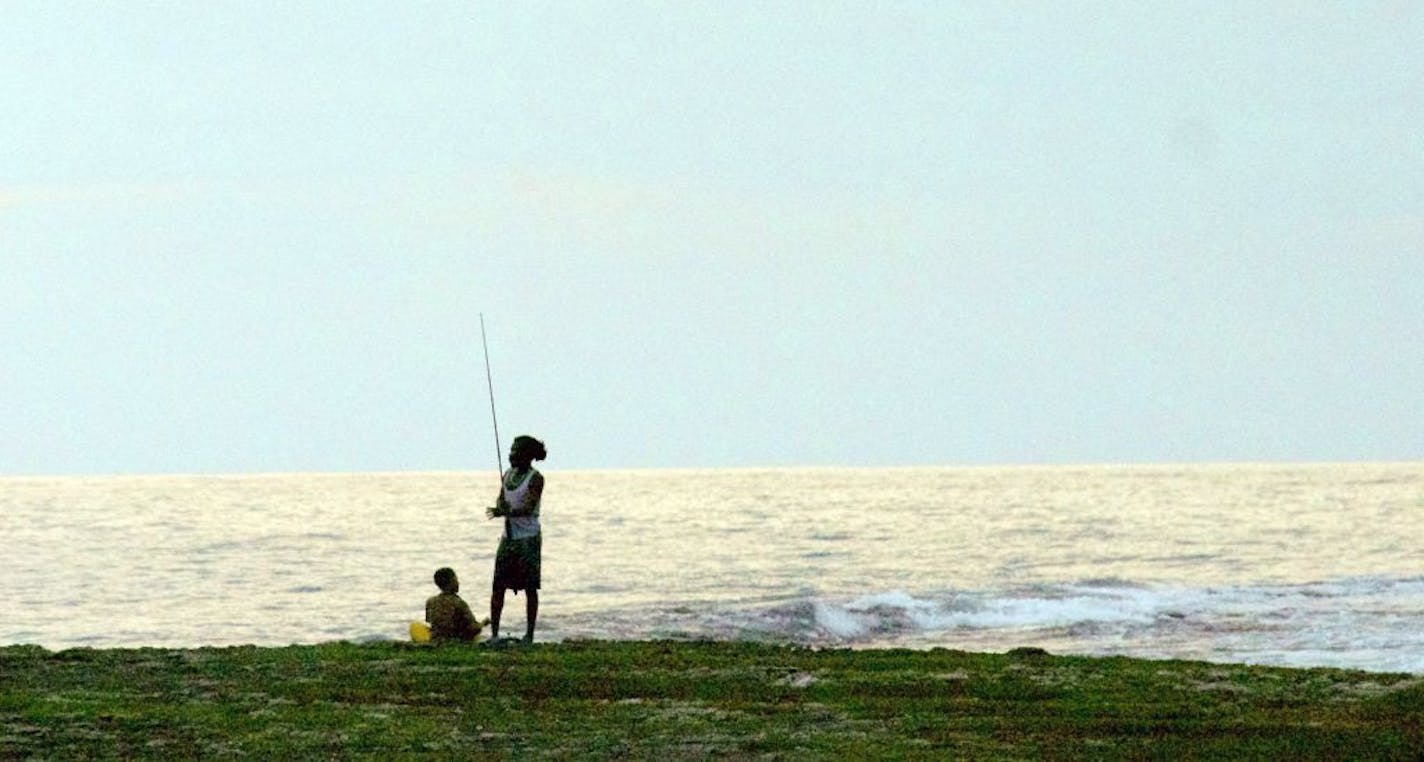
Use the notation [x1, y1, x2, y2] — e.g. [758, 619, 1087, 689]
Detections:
[2, 463, 1422, 667]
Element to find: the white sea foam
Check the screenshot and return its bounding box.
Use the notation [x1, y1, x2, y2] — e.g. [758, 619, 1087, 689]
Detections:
[812, 600, 869, 638]
[711, 575, 1424, 672]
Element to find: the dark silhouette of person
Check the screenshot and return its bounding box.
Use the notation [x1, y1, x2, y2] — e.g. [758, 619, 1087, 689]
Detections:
[424, 567, 480, 642]
[485, 435, 546, 643]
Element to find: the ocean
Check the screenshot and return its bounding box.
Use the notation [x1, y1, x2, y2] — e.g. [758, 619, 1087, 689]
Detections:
[2, 463, 1421, 673]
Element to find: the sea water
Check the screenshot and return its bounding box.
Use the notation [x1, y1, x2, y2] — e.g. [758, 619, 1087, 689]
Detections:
[2, 463, 1421, 673]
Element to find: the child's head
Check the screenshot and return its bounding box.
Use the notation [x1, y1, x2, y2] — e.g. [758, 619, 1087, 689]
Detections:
[433, 567, 459, 594]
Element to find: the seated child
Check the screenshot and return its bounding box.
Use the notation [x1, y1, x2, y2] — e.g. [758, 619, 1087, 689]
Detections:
[424, 567, 482, 642]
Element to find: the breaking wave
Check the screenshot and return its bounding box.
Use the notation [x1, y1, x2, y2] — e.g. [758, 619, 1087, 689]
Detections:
[582, 575, 1424, 674]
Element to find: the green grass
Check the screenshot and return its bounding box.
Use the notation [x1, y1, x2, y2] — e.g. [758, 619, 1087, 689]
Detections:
[2, 640, 1420, 759]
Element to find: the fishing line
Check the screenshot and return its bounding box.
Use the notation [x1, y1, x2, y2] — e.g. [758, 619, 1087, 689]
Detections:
[479, 313, 503, 480]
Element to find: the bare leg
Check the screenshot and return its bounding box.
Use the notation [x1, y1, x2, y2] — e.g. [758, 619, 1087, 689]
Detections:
[524, 590, 539, 643]
[490, 589, 505, 640]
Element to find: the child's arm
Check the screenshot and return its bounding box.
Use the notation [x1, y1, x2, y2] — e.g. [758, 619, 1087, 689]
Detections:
[457, 599, 480, 640]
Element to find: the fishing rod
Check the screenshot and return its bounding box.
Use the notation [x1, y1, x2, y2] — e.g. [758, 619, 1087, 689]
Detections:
[479, 313, 503, 481]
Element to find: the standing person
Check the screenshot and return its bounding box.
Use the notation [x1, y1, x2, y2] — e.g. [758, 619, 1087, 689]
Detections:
[485, 435, 546, 643]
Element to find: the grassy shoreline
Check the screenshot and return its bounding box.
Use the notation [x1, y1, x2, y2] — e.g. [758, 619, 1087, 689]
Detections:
[3, 640, 1420, 759]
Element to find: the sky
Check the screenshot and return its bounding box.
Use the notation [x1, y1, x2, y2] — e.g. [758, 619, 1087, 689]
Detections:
[3, 3, 1422, 475]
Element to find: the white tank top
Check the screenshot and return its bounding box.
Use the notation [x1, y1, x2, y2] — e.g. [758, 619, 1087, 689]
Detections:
[502, 468, 541, 539]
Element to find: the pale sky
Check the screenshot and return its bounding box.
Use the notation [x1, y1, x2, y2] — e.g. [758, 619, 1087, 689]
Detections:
[3, 3, 1422, 475]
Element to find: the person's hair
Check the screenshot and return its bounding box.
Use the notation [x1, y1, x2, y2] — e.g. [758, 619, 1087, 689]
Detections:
[433, 567, 457, 592]
[512, 435, 547, 461]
